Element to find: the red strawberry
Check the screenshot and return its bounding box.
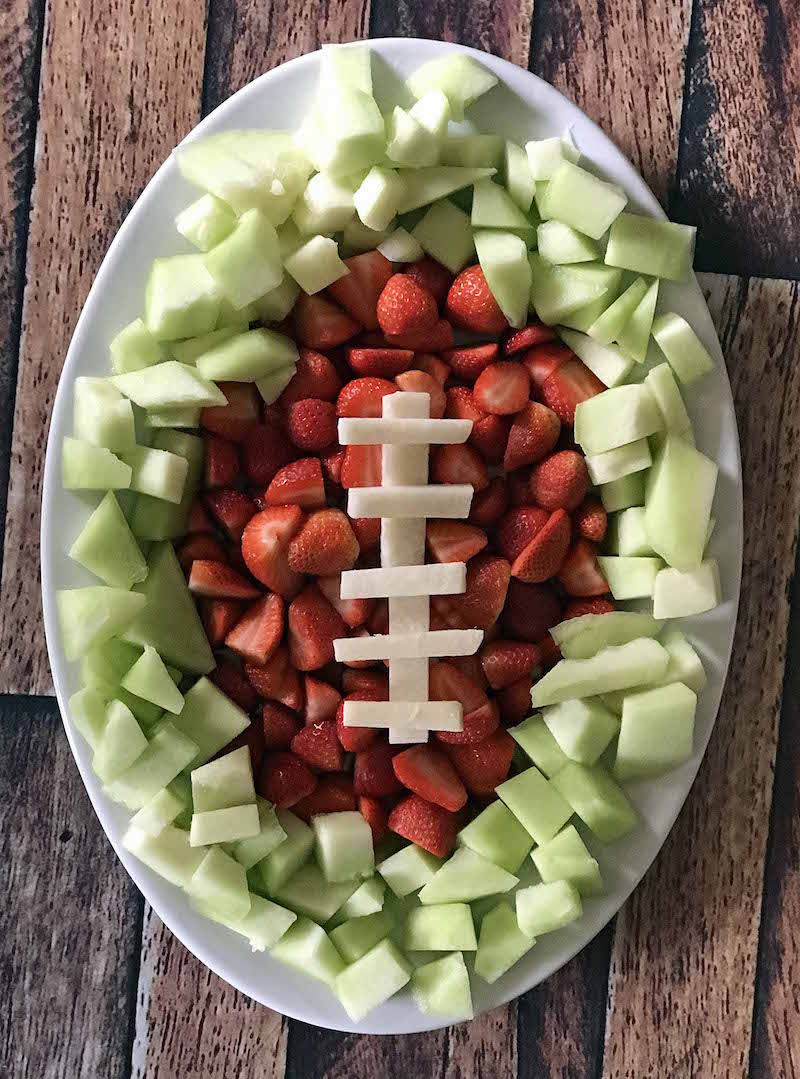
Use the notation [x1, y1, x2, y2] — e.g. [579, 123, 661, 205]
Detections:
[504, 401, 561, 471]
[385, 319, 454, 352]
[347, 347, 413, 378]
[200, 382, 259, 442]
[245, 647, 304, 711]
[496, 507, 551, 562]
[503, 579, 563, 643]
[445, 386, 486, 424]
[388, 793, 458, 857]
[222, 721, 265, 774]
[336, 376, 397, 418]
[529, 450, 589, 512]
[350, 516, 381, 553]
[469, 476, 509, 527]
[257, 751, 317, 808]
[367, 601, 389, 635]
[392, 745, 467, 812]
[539, 357, 605, 425]
[404, 258, 453, 304]
[291, 719, 344, 772]
[303, 675, 342, 725]
[266, 458, 326, 510]
[327, 250, 394, 330]
[281, 349, 342, 408]
[497, 676, 534, 725]
[469, 415, 511, 466]
[285, 398, 337, 452]
[558, 539, 610, 596]
[564, 597, 617, 619]
[288, 584, 348, 671]
[509, 468, 535, 507]
[358, 795, 389, 844]
[473, 361, 529, 415]
[511, 508, 571, 583]
[201, 598, 244, 647]
[354, 741, 404, 798]
[261, 701, 301, 750]
[187, 499, 213, 534]
[433, 554, 511, 631]
[188, 560, 261, 600]
[426, 520, 488, 564]
[573, 497, 608, 543]
[394, 369, 447, 418]
[242, 423, 294, 487]
[225, 592, 285, 665]
[446, 264, 508, 334]
[451, 652, 490, 691]
[211, 661, 259, 713]
[294, 293, 360, 349]
[204, 435, 239, 488]
[241, 505, 305, 597]
[431, 443, 489, 491]
[504, 323, 557, 356]
[481, 640, 542, 690]
[443, 343, 499, 382]
[342, 669, 389, 696]
[413, 353, 450, 386]
[317, 573, 373, 629]
[176, 534, 229, 573]
[321, 444, 346, 486]
[335, 691, 382, 752]
[205, 489, 257, 541]
[435, 698, 501, 746]
[521, 342, 572, 389]
[538, 635, 562, 668]
[443, 729, 515, 796]
[340, 443, 382, 488]
[429, 660, 488, 715]
[377, 273, 438, 337]
[287, 509, 359, 575]
[293, 774, 357, 821]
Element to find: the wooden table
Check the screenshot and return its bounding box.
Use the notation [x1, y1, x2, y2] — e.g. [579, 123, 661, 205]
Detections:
[2, 2, 800, 1076]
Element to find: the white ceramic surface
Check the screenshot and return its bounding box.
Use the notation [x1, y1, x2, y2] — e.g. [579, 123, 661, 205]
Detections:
[40, 38, 743, 1034]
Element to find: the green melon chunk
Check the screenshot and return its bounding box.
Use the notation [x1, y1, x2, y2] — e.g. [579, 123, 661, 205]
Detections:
[110, 318, 167, 374]
[651, 312, 714, 384]
[412, 199, 475, 274]
[130, 784, 187, 837]
[69, 686, 109, 750]
[189, 845, 251, 921]
[216, 296, 259, 328]
[130, 429, 204, 542]
[574, 383, 663, 456]
[195, 327, 298, 382]
[598, 555, 664, 600]
[645, 363, 692, 436]
[285, 236, 349, 295]
[144, 254, 220, 341]
[170, 677, 249, 768]
[176, 193, 237, 252]
[275, 862, 359, 924]
[409, 88, 451, 138]
[123, 823, 205, 887]
[256, 363, 297, 405]
[404, 903, 477, 951]
[550, 762, 637, 842]
[397, 166, 495, 213]
[474, 900, 536, 984]
[471, 178, 535, 233]
[292, 171, 357, 235]
[406, 54, 498, 122]
[585, 439, 652, 486]
[299, 86, 385, 177]
[496, 766, 573, 845]
[540, 160, 627, 239]
[653, 560, 721, 619]
[656, 628, 707, 693]
[558, 265, 623, 333]
[105, 722, 199, 809]
[418, 847, 518, 905]
[120, 445, 189, 504]
[313, 811, 375, 883]
[516, 880, 582, 937]
[542, 698, 620, 766]
[69, 491, 147, 589]
[529, 253, 609, 326]
[328, 876, 386, 928]
[509, 714, 570, 777]
[385, 108, 439, 168]
[73, 377, 137, 453]
[92, 699, 147, 783]
[203, 207, 283, 309]
[191, 745, 255, 812]
[320, 42, 373, 95]
[255, 275, 302, 324]
[271, 917, 345, 986]
[171, 325, 244, 365]
[645, 436, 718, 571]
[587, 275, 649, 346]
[411, 952, 473, 1022]
[112, 361, 225, 410]
[605, 212, 696, 281]
[195, 892, 297, 952]
[531, 638, 670, 708]
[81, 637, 141, 695]
[537, 220, 600, 264]
[378, 226, 424, 264]
[62, 438, 132, 491]
[442, 134, 503, 169]
[525, 135, 581, 180]
[599, 472, 646, 513]
[617, 279, 659, 362]
[550, 612, 664, 661]
[614, 682, 697, 781]
[378, 843, 444, 898]
[353, 167, 406, 231]
[606, 507, 655, 557]
[330, 910, 396, 963]
[531, 824, 604, 896]
[474, 229, 531, 328]
[190, 804, 260, 847]
[122, 645, 185, 714]
[457, 800, 534, 874]
[57, 586, 147, 662]
[146, 405, 201, 430]
[504, 140, 535, 213]
[256, 810, 314, 894]
[556, 328, 632, 388]
[229, 797, 286, 870]
[336, 938, 411, 1021]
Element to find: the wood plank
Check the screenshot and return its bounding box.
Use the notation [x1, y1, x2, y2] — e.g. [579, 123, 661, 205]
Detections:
[0, 697, 143, 1079]
[673, 0, 800, 277]
[603, 275, 800, 1079]
[0, 0, 208, 695]
[529, 0, 692, 206]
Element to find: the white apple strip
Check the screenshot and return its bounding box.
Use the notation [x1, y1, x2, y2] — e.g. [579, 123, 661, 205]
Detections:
[334, 628, 484, 662]
[342, 700, 463, 731]
[349, 484, 474, 519]
[338, 417, 472, 445]
[340, 562, 467, 599]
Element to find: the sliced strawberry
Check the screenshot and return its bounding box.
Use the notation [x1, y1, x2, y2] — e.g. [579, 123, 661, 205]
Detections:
[443, 343, 499, 382]
[176, 534, 229, 573]
[201, 598, 244, 648]
[294, 293, 360, 350]
[509, 468, 535, 507]
[321, 444, 345, 486]
[511, 508, 571, 583]
[204, 435, 239, 489]
[317, 573, 373, 629]
[291, 720, 344, 772]
[451, 653, 490, 691]
[429, 660, 487, 715]
[504, 401, 561, 471]
[530, 450, 589, 512]
[347, 347, 413, 378]
[385, 319, 454, 352]
[497, 676, 534, 725]
[327, 250, 394, 330]
[481, 640, 542, 690]
[392, 745, 467, 812]
[473, 361, 529, 415]
[538, 635, 562, 668]
[388, 793, 458, 857]
[358, 795, 389, 844]
[266, 458, 326, 510]
[435, 698, 501, 746]
[426, 520, 488, 564]
[469, 476, 509, 527]
[245, 646, 295, 706]
[558, 539, 610, 596]
[443, 728, 515, 795]
[539, 356, 606, 425]
[496, 506, 551, 562]
[393, 369, 447, 418]
[211, 660, 259, 713]
[573, 497, 608, 543]
[293, 774, 357, 821]
[469, 414, 511, 465]
[446, 385, 487, 424]
[287, 584, 348, 671]
[342, 669, 389, 696]
[302, 675, 342, 725]
[205, 489, 257, 542]
[350, 516, 381, 554]
[336, 376, 397, 418]
[241, 505, 305, 597]
[504, 323, 557, 356]
[287, 509, 359, 575]
[341, 443, 382, 488]
[446, 264, 508, 335]
[404, 258, 454, 304]
[431, 443, 489, 491]
[200, 382, 259, 443]
[256, 751, 317, 808]
[187, 499, 214, 534]
[188, 560, 261, 600]
[281, 348, 343, 408]
[354, 741, 403, 798]
[336, 691, 382, 752]
[223, 593, 284, 666]
[433, 554, 511, 631]
[222, 721, 265, 774]
[366, 601, 389, 635]
[284, 398, 337, 453]
[521, 342, 572, 389]
[502, 579, 563, 643]
[413, 353, 450, 386]
[377, 273, 438, 337]
[261, 701, 301, 750]
[241, 423, 294, 487]
[564, 597, 617, 619]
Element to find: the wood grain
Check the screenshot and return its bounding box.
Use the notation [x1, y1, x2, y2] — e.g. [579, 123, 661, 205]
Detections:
[603, 274, 800, 1079]
[673, 0, 800, 277]
[0, 0, 208, 696]
[529, 0, 692, 206]
[0, 698, 143, 1079]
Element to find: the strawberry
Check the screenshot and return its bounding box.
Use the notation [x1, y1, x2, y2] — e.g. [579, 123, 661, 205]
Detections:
[502, 579, 563, 643]
[404, 258, 453, 304]
[319, 444, 344, 487]
[245, 646, 304, 710]
[433, 554, 511, 631]
[451, 653, 490, 691]
[222, 721, 265, 774]
[431, 443, 489, 491]
[201, 598, 244, 647]
[342, 669, 389, 696]
[446, 264, 508, 334]
[391, 371, 444, 419]
[504, 401, 561, 471]
[445, 386, 486, 424]
[188, 560, 261, 600]
[354, 741, 404, 798]
[426, 520, 488, 564]
[521, 342, 572, 389]
[341, 443, 382, 488]
[293, 774, 357, 821]
[511, 508, 571, 583]
[350, 516, 381, 554]
[200, 382, 260, 442]
[443, 343, 498, 382]
[261, 701, 301, 750]
[473, 361, 529, 415]
[291, 719, 344, 772]
[443, 728, 515, 795]
[294, 293, 360, 349]
[187, 499, 213, 534]
[336, 376, 397, 418]
[242, 423, 294, 487]
[388, 793, 458, 857]
[509, 468, 535, 507]
[317, 573, 373, 628]
[558, 539, 610, 596]
[347, 347, 413, 378]
[302, 675, 342, 725]
[204, 435, 239, 489]
[327, 250, 394, 330]
[288, 584, 348, 671]
[285, 398, 337, 452]
[385, 319, 454, 352]
[469, 476, 509, 527]
[538, 635, 562, 668]
[413, 353, 450, 386]
[287, 509, 359, 575]
[481, 640, 542, 690]
[367, 601, 389, 635]
[205, 489, 257, 541]
[392, 745, 468, 812]
[564, 597, 617, 619]
[529, 450, 589, 512]
[469, 414, 512, 465]
[176, 534, 229, 573]
[211, 661, 259, 713]
[241, 505, 305, 597]
[435, 698, 501, 745]
[429, 660, 488, 715]
[573, 497, 608, 543]
[497, 676, 534, 725]
[225, 592, 285, 666]
[281, 349, 342, 408]
[496, 506, 551, 562]
[266, 458, 326, 510]
[539, 357, 606, 425]
[336, 691, 382, 752]
[504, 323, 557, 356]
[377, 273, 438, 337]
[358, 795, 389, 844]
[257, 751, 317, 808]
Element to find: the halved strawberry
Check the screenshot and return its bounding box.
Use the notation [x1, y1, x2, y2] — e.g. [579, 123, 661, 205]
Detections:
[385, 318, 454, 352]
[245, 646, 304, 711]
[291, 720, 344, 772]
[256, 751, 317, 808]
[350, 516, 381, 554]
[287, 584, 348, 671]
[451, 653, 490, 691]
[287, 509, 359, 575]
[211, 660, 259, 713]
[530, 450, 589, 512]
[431, 443, 489, 491]
[347, 347, 413, 378]
[558, 539, 610, 596]
[496, 506, 550, 562]
[327, 250, 394, 330]
[188, 559, 261, 600]
[564, 597, 617, 619]
[446, 264, 508, 335]
[392, 745, 467, 812]
[285, 398, 337, 453]
[367, 601, 389, 635]
[538, 635, 562, 668]
[511, 508, 571, 583]
[539, 357, 606, 425]
[266, 458, 326, 510]
[443, 343, 499, 382]
[358, 795, 389, 844]
[509, 468, 535, 507]
[435, 698, 501, 745]
[241, 505, 305, 597]
[445, 386, 487, 424]
[336, 691, 382, 752]
[205, 489, 257, 541]
[201, 598, 244, 648]
[426, 520, 488, 564]
[317, 573, 373, 628]
[280, 348, 343, 408]
[404, 258, 453, 304]
[187, 499, 214, 534]
[504, 323, 557, 356]
[413, 353, 450, 386]
[502, 579, 563, 643]
[473, 361, 529, 415]
[200, 382, 259, 442]
[354, 741, 403, 798]
[294, 293, 361, 349]
[336, 376, 397, 418]
[443, 728, 515, 795]
[303, 675, 342, 725]
[504, 401, 561, 471]
[241, 423, 294, 487]
[321, 444, 345, 486]
[480, 640, 542, 690]
[342, 669, 389, 696]
[293, 774, 357, 821]
[429, 660, 488, 715]
[497, 676, 534, 725]
[204, 435, 239, 489]
[388, 793, 458, 857]
[341, 443, 382, 489]
[469, 414, 511, 465]
[225, 592, 285, 666]
[394, 369, 447, 417]
[432, 554, 511, 631]
[573, 497, 608, 543]
[521, 342, 572, 389]
[377, 273, 438, 337]
[176, 534, 229, 573]
[261, 701, 301, 750]
[469, 476, 509, 527]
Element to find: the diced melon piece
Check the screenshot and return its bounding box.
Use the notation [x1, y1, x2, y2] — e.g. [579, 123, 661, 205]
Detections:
[509, 714, 570, 777]
[397, 166, 495, 213]
[130, 429, 204, 542]
[550, 611, 663, 660]
[81, 637, 140, 695]
[258, 809, 314, 893]
[204, 208, 282, 309]
[557, 265, 623, 333]
[645, 362, 692, 435]
[105, 722, 199, 809]
[605, 212, 696, 281]
[92, 699, 147, 782]
[58, 586, 147, 662]
[409, 89, 451, 138]
[144, 254, 219, 341]
[597, 555, 664, 600]
[516, 880, 582, 936]
[504, 140, 535, 213]
[351, 167, 405, 233]
[653, 560, 721, 619]
[286, 235, 349, 294]
[418, 847, 518, 905]
[146, 405, 201, 429]
[532, 824, 604, 896]
[587, 276, 649, 346]
[404, 902, 477, 951]
[330, 910, 396, 963]
[112, 361, 225, 410]
[313, 811, 375, 883]
[645, 436, 717, 570]
[386, 107, 439, 168]
[130, 784, 187, 837]
[600, 471, 646, 513]
[378, 226, 424, 264]
[651, 312, 714, 384]
[542, 698, 620, 765]
[69, 491, 146, 589]
[341, 218, 395, 256]
[191, 746, 255, 812]
[124, 823, 204, 887]
[617, 279, 659, 363]
[471, 179, 535, 235]
[230, 797, 287, 869]
[574, 384, 663, 456]
[121, 445, 188, 504]
[538, 221, 600, 264]
[110, 318, 166, 374]
[329, 876, 386, 927]
[190, 804, 261, 846]
[606, 506, 656, 557]
[299, 87, 385, 177]
[556, 328, 632, 388]
[406, 54, 497, 121]
[320, 42, 373, 95]
[657, 628, 707, 692]
[531, 638, 670, 707]
[189, 845, 251, 921]
[336, 938, 411, 1021]
[176, 193, 236, 252]
[614, 682, 697, 781]
[474, 229, 531, 328]
[529, 253, 609, 326]
[256, 364, 297, 405]
[442, 134, 503, 169]
[586, 439, 652, 486]
[496, 766, 573, 845]
[271, 917, 345, 986]
[73, 378, 137, 453]
[122, 645, 184, 714]
[171, 325, 244, 365]
[195, 892, 296, 952]
[216, 296, 259, 328]
[540, 161, 627, 239]
[274, 862, 358, 923]
[69, 686, 109, 749]
[475, 900, 536, 984]
[411, 199, 475, 274]
[411, 952, 473, 1022]
[255, 276, 301, 325]
[62, 438, 132, 491]
[170, 677, 250, 768]
[457, 800, 534, 874]
[525, 136, 578, 180]
[550, 762, 637, 841]
[292, 171, 357, 235]
[378, 843, 443, 897]
[195, 327, 298, 383]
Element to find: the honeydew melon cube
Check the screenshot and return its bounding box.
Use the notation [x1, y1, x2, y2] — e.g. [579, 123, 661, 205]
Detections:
[122, 646, 184, 714]
[645, 436, 717, 570]
[170, 677, 250, 768]
[550, 762, 637, 841]
[605, 213, 696, 281]
[313, 811, 375, 883]
[531, 638, 670, 707]
[92, 699, 147, 782]
[617, 279, 659, 362]
[336, 938, 411, 1021]
[606, 507, 655, 556]
[597, 555, 664, 600]
[292, 171, 357, 235]
[614, 682, 697, 781]
[532, 824, 604, 896]
[411, 952, 473, 1022]
[80, 636, 141, 694]
[386, 108, 439, 168]
[556, 328, 632, 388]
[517, 880, 582, 936]
[112, 361, 225, 410]
[474, 229, 531, 328]
[585, 439, 652, 486]
[404, 903, 477, 951]
[418, 847, 518, 905]
[341, 219, 395, 256]
[191, 745, 255, 812]
[472, 179, 536, 235]
[412, 199, 475, 273]
[195, 892, 296, 952]
[73, 378, 137, 453]
[171, 325, 242, 365]
[130, 784, 187, 837]
[550, 612, 664, 660]
[475, 900, 536, 983]
[657, 628, 707, 693]
[653, 560, 721, 619]
[587, 276, 649, 346]
[68, 491, 146, 589]
[69, 686, 109, 750]
[496, 767, 573, 845]
[146, 405, 201, 429]
[272, 917, 345, 986]
[651, 312, 714, 384]
[62, 438, 132, 492]
[190, 804, 260, 847]
[320, 43, 373, 95]
[542, 698, 620, 765]
[229, 797, 286, 869]
[106, 722, 199, 809]
[645, 362, 692, 435]
[198, 328, 298, 383]
[353, 167, 406, 232]
[457, 800, 534, 874]
[378, 843, 444, 897]
[529, 254, 609, 326]
[599, 471, 646, 513]
[574, 384, 663, 456]
[130, 429, 204, 542]
[329, 876, 386, 927]
[406, 54, 498, 122]
[442, 134, 504, 169]
[124, 823, 204, 887]
[537, 221, 600, 264]
[525, 137, 576, 181]
[378, 226, 425, 263]
[330, 910, 396, 962]
[559, 265, 624, 332]
[189, 845, 251, 921]
[110, 319, 166, 374]
[204, 209, 281, 309]
[58, 586, 147, 662]
[255, 276, 301, 325]
[510, 714, 570, 777]
[256, 363, 297, 405]
[396, 166, 495, 213]
[176, 193, 236, 252]
[274, 862, 358, 923]
[145, 255, 220, 342]
[503, 140, 535, 213]
[409, 89, 451, 138]
[121, 446, 188, 504]
[284, 236, 350, 295]
[300, 87, 385, 177]
[258, 810, 314, 893]
[216, 296, 259, 328]
[540, 161, 627, 239]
